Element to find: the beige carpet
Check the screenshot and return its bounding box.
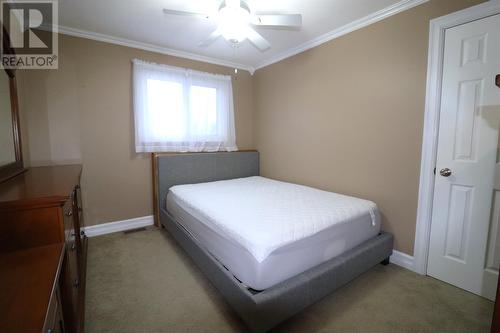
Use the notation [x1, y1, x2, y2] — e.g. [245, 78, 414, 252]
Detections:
[85, 227, 493, 332]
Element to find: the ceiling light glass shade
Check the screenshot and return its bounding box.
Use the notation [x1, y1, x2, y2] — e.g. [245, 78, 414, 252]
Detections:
[217, 4, 250, 43]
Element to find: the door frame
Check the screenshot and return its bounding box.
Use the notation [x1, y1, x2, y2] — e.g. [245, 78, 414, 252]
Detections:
[414, 0, 500, 275]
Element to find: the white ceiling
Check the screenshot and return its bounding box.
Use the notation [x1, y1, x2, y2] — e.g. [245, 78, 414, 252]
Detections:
[58, 0, 425, 72]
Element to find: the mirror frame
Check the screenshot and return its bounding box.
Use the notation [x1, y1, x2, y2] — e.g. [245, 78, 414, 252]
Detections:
[0, 24, 25, 183]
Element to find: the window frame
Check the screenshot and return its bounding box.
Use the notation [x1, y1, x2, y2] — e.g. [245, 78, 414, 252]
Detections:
[132, 59, 237, 153]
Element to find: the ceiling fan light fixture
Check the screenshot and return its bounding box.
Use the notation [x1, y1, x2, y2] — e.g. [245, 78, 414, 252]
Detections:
[217, 1, 250, 43]
[163, 0, 302, 52]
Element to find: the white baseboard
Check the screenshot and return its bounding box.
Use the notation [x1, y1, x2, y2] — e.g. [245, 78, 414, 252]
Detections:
[391, 250, 415, 272]
[84, 217, 417, 273]
[84, 215, 154, 237]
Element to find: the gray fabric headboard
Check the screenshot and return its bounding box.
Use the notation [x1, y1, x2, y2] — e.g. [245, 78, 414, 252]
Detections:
[156, 151, 259, 212]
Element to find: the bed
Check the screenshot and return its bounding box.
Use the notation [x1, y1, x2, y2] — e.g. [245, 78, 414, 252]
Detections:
[154, 151, 393, 332]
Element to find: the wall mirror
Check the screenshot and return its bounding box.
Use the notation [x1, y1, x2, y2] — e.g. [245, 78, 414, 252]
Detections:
[0, 25, 25, 183]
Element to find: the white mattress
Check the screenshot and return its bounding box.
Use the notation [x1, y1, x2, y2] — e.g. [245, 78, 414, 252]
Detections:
[166, 176, 380, 290]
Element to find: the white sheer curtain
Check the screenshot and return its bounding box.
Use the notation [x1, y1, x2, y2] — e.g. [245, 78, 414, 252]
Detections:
[133, 59, 238, 153]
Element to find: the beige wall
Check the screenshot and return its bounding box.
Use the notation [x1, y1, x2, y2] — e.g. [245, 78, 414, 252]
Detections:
[17, 0, 484, 254]
[17, 35, 255, 226]
[253, 0, 484, 255]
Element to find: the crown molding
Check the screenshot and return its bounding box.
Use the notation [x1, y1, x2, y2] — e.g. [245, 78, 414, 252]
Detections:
[57, 25, 256, 74]
[254, 0, 429, 70]
[56, 0, 428, 75]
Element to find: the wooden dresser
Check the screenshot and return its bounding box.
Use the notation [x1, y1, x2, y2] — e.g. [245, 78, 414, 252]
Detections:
[0, 165, 87, 333]
[0, 244, 66, 332]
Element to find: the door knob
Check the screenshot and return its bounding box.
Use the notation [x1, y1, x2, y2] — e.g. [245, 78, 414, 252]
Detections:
[440, 168, 452, 177]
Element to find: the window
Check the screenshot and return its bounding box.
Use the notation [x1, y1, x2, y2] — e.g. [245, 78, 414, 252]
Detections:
[133, 59, 237, 152]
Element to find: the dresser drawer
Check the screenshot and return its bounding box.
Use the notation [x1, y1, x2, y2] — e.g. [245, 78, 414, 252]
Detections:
[43, 287, 64, 333]
[60, 245, 79, 333]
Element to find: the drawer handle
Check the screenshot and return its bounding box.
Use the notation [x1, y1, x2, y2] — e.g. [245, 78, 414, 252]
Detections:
[65, 210, 73, 217]
[74, 279, 79, 288]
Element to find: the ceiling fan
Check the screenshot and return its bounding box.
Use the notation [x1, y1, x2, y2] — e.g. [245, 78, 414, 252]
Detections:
[163, 0, 302, 51]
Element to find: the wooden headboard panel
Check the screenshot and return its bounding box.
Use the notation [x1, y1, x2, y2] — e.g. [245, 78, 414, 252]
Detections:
[152, 151, 259, 226]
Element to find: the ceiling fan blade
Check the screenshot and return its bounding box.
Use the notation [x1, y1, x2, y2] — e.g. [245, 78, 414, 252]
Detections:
[163, 8, 210, 19]
[251, 14, 302, 28]
[245, 27, 271, 51]
[198, 29, 222, 47]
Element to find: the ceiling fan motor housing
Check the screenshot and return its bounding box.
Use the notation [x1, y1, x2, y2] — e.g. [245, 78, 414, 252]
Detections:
[218, 0, 252, 44]
[219, 0, 251, 13]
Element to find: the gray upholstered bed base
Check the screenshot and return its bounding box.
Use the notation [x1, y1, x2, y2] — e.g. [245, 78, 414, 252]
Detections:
[156, 152, 394, 332]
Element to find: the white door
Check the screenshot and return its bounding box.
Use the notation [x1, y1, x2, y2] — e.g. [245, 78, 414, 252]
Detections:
[427, 13, 500, 301]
